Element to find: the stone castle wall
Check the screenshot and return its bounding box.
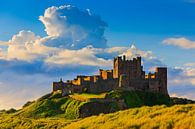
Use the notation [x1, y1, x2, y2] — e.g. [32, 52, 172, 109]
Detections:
[52, 56, 168, 96]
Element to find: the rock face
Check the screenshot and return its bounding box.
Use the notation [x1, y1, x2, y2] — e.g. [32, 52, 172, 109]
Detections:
[79, 101, 118, 118]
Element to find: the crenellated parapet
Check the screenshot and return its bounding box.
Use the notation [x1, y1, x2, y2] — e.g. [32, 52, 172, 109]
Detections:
[52, 55, 168, 96]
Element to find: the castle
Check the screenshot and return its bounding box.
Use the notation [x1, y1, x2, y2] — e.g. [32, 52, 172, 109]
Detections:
[53, 56, 168, 96]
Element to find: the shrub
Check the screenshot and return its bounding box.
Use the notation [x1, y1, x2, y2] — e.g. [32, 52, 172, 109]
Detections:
[6, 108, 17, 114]
[37, 93, 52, 101]
[23, 101, 34, 108]
[106, 90, 171, 108]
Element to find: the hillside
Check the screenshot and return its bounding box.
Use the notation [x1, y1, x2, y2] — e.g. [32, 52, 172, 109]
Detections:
[1, 90, 193, 120]
[11, 91, 119, 119]
[4, 90, 173, 119]
[64, 104, 195, 129]
[0, 104, 194, 129]
[12, 93, 100, 119]
[0, 90, 194, 128]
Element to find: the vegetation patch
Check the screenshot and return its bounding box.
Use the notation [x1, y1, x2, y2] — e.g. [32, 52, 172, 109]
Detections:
[9, 90, 173, 120]
[0, 91, 194, 128]
[106, 90, 172, 108]
[69, 93, 106, 101]
[64, 99, 86, 119]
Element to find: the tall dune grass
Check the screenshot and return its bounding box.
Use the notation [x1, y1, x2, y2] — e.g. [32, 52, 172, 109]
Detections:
[64, 104, 195, 129]
[0, 104, 194, 129]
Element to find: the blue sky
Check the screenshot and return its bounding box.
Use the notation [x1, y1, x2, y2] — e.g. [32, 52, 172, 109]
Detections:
[0, 0, 195, 109]
[1, 0, 195, 66]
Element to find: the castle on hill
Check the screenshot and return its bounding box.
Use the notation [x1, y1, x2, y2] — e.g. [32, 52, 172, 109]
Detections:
[52, 55, 168, 96]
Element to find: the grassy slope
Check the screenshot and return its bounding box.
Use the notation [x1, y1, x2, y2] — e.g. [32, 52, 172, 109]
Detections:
[69, 93, 106, 101]
[14, 92, 87, 119]
[0, 90, 194, 128]
[106, 90, 172, 107]
[2, 90, 172, 119]
[15, 90, 171, 118]
[0, 104, 194, 129]
[65, 104, 195, 129]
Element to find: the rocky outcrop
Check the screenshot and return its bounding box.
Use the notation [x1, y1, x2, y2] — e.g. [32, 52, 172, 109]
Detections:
[171, 97, 195, 104]
[79, 101, 118, 118]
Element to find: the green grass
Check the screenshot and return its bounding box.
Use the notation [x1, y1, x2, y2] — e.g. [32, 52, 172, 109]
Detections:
[69, 93, 106, 101]
[62, 104, 195, 129]
[14, 92, 86, 119]
[63, 99, 86, 119]
[106, 90, 172, 108]
[5, 90, 172, 120]
[0, 104, 194, 129]
[0, 91, 194, 128]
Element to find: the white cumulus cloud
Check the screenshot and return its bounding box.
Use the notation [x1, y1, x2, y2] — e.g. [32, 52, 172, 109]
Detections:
[0, 30, 58, 61]
[39, 5, 107, 49]
[120, 44, 155, 60]
[45, 46, 112, 67]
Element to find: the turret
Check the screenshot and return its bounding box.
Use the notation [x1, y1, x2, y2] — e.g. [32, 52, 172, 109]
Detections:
[156, 67, 168, 95]
[113, 56, 122, 78]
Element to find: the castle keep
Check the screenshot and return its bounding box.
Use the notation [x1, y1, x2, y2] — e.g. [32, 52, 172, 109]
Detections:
[53, 56, 168, 96]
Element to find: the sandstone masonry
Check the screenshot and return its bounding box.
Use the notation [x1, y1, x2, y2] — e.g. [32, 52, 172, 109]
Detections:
[52, 56, 168, 96]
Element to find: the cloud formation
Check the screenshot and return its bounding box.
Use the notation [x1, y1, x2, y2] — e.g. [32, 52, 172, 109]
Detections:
[45, 46, 112, 66]
[0, 5, 110, 66]
[163, 37, 195, 49]
[0, 30, 58, 61]
[0, 5, 111, 109]
[0, 30, 111, 67]
[168, 66, 195, 99]
[39, 5, 108, 49]
[162, 37, 195, 98]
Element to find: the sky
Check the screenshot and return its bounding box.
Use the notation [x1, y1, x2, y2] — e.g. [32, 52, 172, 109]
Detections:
[0, 0, 195, 109]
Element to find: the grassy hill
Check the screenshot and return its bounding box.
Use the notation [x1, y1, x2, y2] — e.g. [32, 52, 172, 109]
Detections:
[0, 90, 194, 128]
[0, 104, 194, 129]
[13, 92, 88, 119]
[10, 90, 172, 119]
[11, 91, 118, 119]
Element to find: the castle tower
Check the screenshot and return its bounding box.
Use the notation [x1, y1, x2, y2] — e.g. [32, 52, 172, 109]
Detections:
[113, 56, 144, 79]
[156, 67, 168, 95]
[113, 56, 122, 78]
[136, 57, 142, 78]
[128, 56, 143, 80]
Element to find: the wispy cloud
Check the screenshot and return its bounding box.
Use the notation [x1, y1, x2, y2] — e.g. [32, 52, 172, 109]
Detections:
[162, 37, 195, 49]
[0, 41, 9, 46]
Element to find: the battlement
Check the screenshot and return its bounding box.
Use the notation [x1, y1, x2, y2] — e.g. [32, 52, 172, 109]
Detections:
[99, 69, 113, 80]
[113, 56, 143, 79]
[52, 55, 168, 96]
